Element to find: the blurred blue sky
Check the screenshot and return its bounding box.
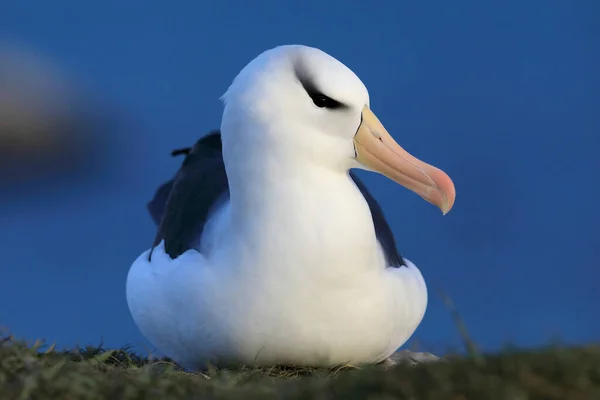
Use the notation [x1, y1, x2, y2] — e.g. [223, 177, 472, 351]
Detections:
[1, 0, 598, 354]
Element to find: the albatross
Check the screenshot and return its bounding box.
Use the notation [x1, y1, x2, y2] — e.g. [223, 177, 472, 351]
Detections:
[126, 45, 456, 370]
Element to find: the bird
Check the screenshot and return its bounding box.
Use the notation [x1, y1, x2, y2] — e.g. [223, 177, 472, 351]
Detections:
[126, 45, 456, 371]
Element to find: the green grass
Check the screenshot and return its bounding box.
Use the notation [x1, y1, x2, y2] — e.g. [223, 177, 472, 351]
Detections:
[1, 335, 599, 400]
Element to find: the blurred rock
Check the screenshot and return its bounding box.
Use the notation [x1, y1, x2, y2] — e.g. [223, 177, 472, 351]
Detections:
[0, 42, 114, 188]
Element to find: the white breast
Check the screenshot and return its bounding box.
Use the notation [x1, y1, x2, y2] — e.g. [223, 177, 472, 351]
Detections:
[126, 169, 428, 369]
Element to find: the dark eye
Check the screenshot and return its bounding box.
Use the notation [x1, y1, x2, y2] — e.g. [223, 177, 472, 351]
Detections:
[309, 92, 344, 109]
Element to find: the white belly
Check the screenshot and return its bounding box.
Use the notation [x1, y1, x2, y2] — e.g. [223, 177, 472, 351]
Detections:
[127, 171, 428, 369]
[126, 239, 427, 370]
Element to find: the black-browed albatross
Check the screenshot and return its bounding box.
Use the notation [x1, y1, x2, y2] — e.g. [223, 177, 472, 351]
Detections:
[126, 45, 455, 370]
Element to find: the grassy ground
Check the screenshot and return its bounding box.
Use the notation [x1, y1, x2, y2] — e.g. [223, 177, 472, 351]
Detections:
[1, 335, 599, 400]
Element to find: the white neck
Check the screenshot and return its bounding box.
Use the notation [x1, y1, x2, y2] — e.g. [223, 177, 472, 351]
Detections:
[219, 120, 383, 279]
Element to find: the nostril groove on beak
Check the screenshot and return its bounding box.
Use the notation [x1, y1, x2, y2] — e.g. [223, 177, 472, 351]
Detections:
[370, 127, 382, 140]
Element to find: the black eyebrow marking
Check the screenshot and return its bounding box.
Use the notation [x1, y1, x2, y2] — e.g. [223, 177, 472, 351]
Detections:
[293, 62, 347, 110]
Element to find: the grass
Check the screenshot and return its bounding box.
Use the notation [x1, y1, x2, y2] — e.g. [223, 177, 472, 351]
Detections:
[1, 334, 599, 400]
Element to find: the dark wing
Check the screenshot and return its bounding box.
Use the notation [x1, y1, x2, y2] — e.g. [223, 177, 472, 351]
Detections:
[349, 171, 406, 268]
[148, 179, 175, 225]
[148, 130, 229, 260]
[147, 130, 404, 268]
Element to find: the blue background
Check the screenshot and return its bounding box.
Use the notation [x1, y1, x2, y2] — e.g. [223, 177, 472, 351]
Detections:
[1, 0, 598, 355]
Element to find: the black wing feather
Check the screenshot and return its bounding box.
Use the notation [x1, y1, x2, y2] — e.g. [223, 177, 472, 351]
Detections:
[148, 131, 228, 260]
[148, 179, 175, 225]
[349, 171, 405, 267]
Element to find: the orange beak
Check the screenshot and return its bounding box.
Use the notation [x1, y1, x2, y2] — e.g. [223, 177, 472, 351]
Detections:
[354, 106, 456, 214]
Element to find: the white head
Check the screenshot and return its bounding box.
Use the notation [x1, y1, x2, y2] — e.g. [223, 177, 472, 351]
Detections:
[220, 45, 455, 214]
